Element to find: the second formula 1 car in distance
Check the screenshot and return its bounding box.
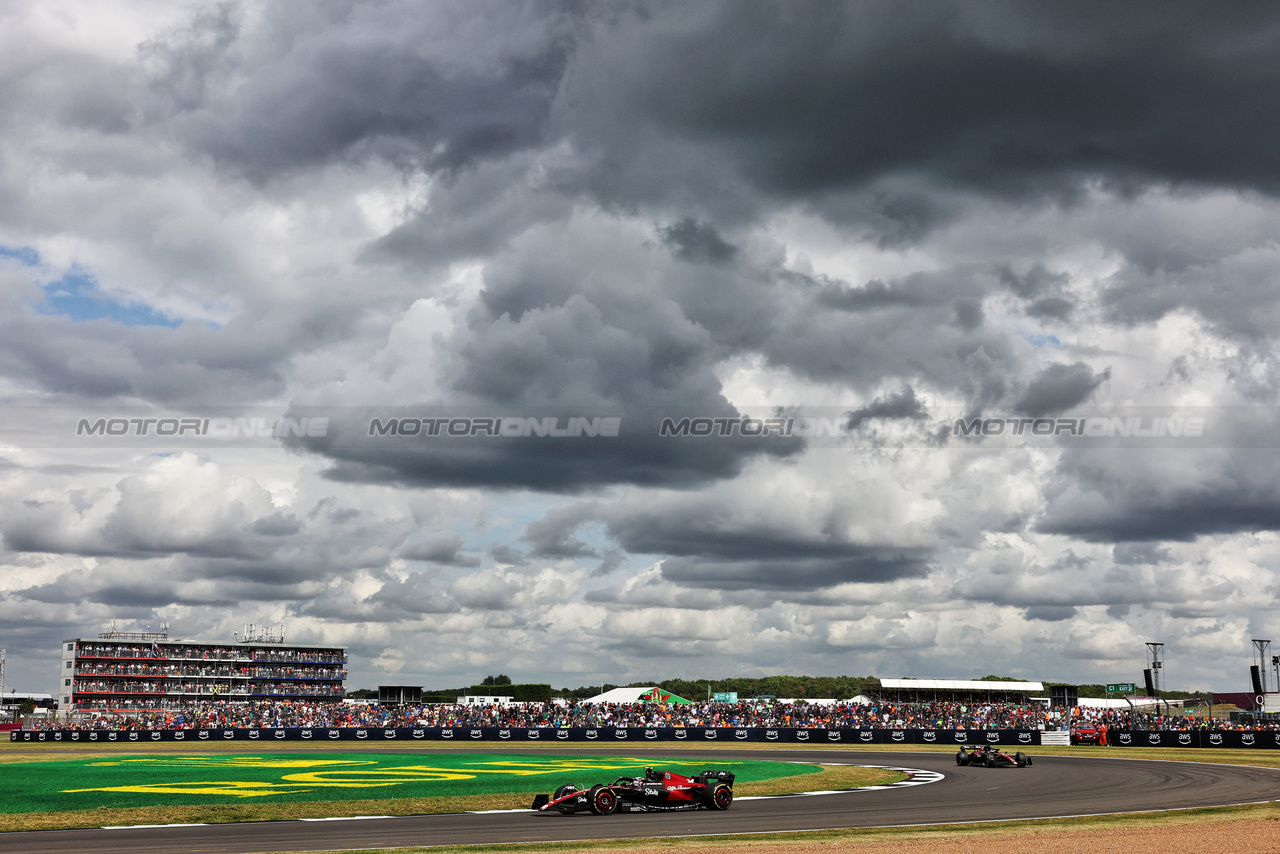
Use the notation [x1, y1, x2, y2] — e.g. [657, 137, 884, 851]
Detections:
[955, 744, 1032, 767]
[531, 766, 735, 814]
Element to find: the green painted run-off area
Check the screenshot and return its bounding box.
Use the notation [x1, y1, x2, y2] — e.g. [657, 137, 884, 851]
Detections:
[2, 753, 817, 813]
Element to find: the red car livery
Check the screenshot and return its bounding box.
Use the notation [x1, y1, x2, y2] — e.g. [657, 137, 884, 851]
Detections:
[955, 744, 1032, 767]
[532, 767, 735, 814]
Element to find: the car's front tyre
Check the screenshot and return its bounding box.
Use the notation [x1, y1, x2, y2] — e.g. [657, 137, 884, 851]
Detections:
[588, 785, 618, 815]
[955, 749, 970, 766]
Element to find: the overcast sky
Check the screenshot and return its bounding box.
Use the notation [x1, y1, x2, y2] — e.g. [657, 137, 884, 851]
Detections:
[4, 0, 1280, 696]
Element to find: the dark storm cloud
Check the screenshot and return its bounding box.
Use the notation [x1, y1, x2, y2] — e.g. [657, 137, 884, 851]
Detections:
[289, 236, 808, 489]
[290, 254, 1019, 491]
[561, 2, 1280, 217]
[299, 406, 801, 493]
[844, 386, 927, 430]
[659, 218, 739, 264]
[146, 1, 581, 183]
[1015, 362, 1109, 417]
[660, 553, 931, 590]
[604, 507, 931, 591]
[1039, 449, 1280, 542]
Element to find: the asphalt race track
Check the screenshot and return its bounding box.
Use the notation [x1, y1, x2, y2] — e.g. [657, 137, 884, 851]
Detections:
[3, 748, 1279, 854]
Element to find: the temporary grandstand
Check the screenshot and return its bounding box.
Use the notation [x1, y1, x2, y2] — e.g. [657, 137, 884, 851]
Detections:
[583, 686, 693, 704]
[878, 678, 1045, 703]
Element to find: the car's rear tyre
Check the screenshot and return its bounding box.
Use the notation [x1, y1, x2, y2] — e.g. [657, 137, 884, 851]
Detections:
[1015, 752, 1027, 767]
[705, 782, 733, 810]
[588, 785, 618, 815]
[955, 750, 970, 766]
[553, 784, 579, 814]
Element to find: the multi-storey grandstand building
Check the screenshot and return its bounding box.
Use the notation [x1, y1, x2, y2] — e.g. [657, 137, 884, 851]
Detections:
[56, 625, 346, 711]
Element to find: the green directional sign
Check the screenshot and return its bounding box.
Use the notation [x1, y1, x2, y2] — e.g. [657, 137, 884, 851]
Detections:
[1106, 683, 1136, 693]
[712, 692, 738, 702]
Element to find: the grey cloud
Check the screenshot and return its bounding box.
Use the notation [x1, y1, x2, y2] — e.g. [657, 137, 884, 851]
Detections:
[1000, 263, 1068, 299]
[1023, 605, 1076, 621]
[953, 298, 984, 331]
[561, 2, 1280, 219]
[660, 553, 931, 591]
[1113, 542, 1173, 565]
[605, 505, 932, 591]
[523, 503, 599, 558]
[660, 218, 739, 264]
[1102, 251, 1280, 342]
[1015, 362, 1109, 417]
[1040, 449, 1280, 542]
[400, 532, 480, 567]
[367, 572, 459, 617]
[845, 386, 927, 430]
[593, 547, 624, 577]
[251, 512, 302, 537]
[289, 263, 805, 489]
[146, 1, 579, 183]
[490, 544, 528, 566]
[1025, 296, 1075, 321]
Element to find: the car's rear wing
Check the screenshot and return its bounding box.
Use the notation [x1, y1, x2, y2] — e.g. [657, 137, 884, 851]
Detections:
[697, 770, 735, 785]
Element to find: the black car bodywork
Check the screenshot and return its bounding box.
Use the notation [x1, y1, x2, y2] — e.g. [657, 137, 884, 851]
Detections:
[532, 766, 735, 814]
[955, 744, 1032, 767]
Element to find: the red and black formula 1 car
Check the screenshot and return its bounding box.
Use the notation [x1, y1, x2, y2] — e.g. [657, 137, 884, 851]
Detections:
[955, 744, 1032, 767]
[531, 767, 735, 814]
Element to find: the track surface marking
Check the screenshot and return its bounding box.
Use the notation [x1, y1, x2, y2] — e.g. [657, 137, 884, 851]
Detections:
[2, 748, 1278, 854]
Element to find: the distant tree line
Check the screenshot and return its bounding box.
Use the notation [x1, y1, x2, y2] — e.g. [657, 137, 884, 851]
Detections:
[344, 674, 1213, 703]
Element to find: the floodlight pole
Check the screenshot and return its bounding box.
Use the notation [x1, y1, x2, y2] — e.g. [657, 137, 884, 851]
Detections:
[1145, 642, 1164, 693]
[1146, 642, 1169, 715]
[1254, 639, 1272, 695]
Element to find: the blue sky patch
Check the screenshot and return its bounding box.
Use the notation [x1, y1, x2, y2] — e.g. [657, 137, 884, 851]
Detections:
[2, 243, 182, 328]
[1022, 333, 1061, 349]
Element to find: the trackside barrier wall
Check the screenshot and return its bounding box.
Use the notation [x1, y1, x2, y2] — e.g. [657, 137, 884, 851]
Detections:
[10, 728, 1278, 747]
[11, 727, 1034, 744]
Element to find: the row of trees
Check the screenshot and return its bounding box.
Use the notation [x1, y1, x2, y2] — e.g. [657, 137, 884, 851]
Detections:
[344, 674, 1213, 703]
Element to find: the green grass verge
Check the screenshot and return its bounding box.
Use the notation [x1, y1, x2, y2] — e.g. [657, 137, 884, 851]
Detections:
[0, 752, 813, 813]
[0, 748, 910, 831]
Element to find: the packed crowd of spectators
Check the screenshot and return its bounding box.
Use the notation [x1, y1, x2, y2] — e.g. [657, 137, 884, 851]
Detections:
[19, 695, 1273, 732]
